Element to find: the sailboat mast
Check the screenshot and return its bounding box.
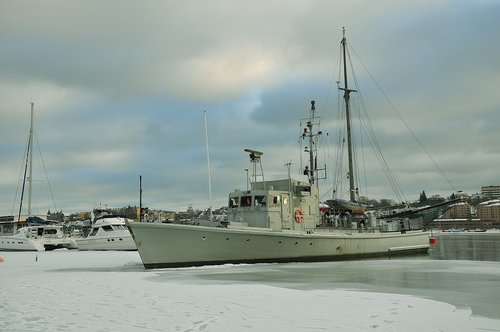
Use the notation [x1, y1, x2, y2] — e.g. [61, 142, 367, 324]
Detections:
[139, 175, 143, 222]
[341, 29, 356, 202]
[28, 102, 34, 216]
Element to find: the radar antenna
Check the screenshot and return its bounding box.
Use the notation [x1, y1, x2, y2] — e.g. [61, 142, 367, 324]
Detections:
[244, 149, 265, 189]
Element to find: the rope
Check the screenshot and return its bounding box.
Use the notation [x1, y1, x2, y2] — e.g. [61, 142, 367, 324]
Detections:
[348, 42, 457, 193]
[34, 131, 58, 213]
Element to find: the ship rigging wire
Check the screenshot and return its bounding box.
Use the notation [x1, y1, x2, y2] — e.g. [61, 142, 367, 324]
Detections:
[324, 36, 457, 205]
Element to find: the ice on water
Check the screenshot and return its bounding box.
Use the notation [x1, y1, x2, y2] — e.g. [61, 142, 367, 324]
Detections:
[1, 251, 499, 331]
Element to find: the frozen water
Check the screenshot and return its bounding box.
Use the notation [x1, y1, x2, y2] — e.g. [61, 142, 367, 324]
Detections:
[1, 251, 499, 331]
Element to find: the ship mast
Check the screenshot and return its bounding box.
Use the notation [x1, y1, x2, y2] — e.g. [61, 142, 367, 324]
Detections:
[302, 100, 324, 186]
[307, 101, 316, 184]
[340, 28, 357, 202]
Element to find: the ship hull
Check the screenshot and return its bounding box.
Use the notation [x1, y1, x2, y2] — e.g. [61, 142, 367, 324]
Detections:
[1, 226, 78, 251]
[0, 236, 45, 251]
[128, 222, 429, 269]
[75, 236, 136, 251]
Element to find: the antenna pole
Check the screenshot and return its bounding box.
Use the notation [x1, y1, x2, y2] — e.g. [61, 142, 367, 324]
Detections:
[308, 101, 316, 184]
[204, 111, 213, 219]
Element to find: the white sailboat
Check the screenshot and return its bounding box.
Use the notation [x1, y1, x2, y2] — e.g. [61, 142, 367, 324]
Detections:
[0, 223, 78, 251]
[0, 103, 77, 251]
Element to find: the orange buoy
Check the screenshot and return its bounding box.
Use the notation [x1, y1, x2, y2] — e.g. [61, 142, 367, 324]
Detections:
[0, 255, 4, 263]
[294, 209, 304, 223]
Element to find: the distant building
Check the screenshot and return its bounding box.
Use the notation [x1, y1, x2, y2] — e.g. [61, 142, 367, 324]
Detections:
[481, 185, 500, 199]
[429, 202, 487, 230]
[428, 218, 484, 230]
[441, 202, 472, 219]
[477, 199, 500, 227]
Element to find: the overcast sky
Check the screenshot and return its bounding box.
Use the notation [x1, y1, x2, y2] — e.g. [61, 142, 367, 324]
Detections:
[1, 1, 499, 216]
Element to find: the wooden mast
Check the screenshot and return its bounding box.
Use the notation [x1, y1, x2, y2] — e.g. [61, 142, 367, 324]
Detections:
[340, 28, 357, 202]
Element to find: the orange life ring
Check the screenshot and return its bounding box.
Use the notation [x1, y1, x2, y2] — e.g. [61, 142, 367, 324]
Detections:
[294, 209, 304, 223]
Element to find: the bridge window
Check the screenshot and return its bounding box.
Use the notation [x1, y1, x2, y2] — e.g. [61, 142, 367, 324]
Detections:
[254, 195, 266, 207]
[229, 198, 239, 208]
[241, 196, 252, 207]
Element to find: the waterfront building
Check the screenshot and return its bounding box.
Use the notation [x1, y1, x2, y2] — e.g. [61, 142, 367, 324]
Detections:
[481, 185, 500, 199]
[477, 199, 500, 227]
[429, 202, 489, 230]
[441, 202, 472, 219]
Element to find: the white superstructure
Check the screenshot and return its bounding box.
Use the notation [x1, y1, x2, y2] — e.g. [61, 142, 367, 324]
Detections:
[76, 215, 136, 251]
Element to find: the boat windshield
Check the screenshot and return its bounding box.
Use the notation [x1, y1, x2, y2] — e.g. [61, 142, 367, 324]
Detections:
[102, 225, 113, 232]
[43, 228, 58, 235]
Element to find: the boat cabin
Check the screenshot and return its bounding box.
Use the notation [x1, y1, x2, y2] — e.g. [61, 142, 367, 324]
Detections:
[87, 218, 129, 237]
[227, 178, 320, 231]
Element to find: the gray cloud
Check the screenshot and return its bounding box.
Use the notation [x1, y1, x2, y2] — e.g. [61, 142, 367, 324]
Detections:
[1, 1, 499, 215]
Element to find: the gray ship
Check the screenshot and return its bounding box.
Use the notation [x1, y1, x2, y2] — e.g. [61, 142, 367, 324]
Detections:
[128, 30, 431, 269]
[128, 172, 429, 268]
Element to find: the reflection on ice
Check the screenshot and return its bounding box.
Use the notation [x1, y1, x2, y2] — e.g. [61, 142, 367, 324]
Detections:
[429, 231, 500, 262]
[150, 258, 500, 320]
